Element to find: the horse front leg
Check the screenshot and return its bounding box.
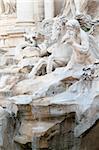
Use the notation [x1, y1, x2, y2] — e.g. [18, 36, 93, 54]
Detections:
[47, 56, 54, 74]
[28, 58, 47, 78]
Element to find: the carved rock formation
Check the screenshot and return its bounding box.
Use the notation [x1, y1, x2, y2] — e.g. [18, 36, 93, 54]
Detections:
[0, 0, 98, 150]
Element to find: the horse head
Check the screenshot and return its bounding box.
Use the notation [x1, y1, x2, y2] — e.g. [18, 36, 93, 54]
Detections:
[51, 15, 67, 41]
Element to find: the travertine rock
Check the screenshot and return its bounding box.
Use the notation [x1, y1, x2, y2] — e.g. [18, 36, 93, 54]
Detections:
[0, 0, 99, 149]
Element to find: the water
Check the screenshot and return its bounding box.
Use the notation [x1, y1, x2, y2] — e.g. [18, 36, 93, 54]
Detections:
[32, 137, 39, 150]
[32, 105, 42, 121]
[32, 105, 42, 150]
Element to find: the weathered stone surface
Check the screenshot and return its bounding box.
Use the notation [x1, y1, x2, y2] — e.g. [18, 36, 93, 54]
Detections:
[0, 1, 99, 150]
[80, 121, 99, 150]
[13, 66, 85, 96]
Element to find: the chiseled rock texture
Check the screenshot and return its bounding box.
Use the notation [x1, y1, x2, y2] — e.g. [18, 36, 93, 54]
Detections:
[3, 66, 98, 150]
[0, 0, 99, 149]
[0, 56, 98, 150]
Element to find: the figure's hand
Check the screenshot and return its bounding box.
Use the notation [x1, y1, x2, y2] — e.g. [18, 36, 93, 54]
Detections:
[79, 46, 89, 54]
[61, 37, 74, 45]
[61, 32, 75, 45]
[80, 49, 88, 55]
[65, 37, 74, 45]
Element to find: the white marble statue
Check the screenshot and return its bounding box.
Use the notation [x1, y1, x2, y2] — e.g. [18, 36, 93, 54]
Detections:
[0, 0, 4, 14]
[63, 0, 89, 17]
[28, 15, 72, 78]
[14, 31, 42, 60]
[61, 19, 98, 70]
[0, 0, 16, 15]
[75, 14, 99, 58]
[13, 30, 50, 74]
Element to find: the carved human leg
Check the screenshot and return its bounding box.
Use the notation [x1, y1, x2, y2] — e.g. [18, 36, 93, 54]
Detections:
[70, 0, 75, 17]
[0, 0, 5, 14]
[74, 0, 81, 15]
[3, 0, 10, 14]
[63, 0, 71, 16]
[74, 0, 88, 15]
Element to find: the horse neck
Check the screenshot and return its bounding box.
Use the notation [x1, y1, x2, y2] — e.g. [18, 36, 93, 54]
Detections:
[57, 28, 66, 45]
